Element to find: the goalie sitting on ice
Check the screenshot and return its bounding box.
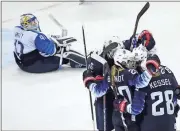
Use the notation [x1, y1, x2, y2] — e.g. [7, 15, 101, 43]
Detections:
[13, 13, 86, 73]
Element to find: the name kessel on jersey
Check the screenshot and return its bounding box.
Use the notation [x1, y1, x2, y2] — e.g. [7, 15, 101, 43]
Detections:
[149, 78, 171, 89]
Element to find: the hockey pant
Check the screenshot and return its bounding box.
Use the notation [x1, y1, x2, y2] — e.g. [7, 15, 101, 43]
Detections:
[16, 55, 61, 73]
[94, 89, 114, 131]
[140, 115, 176, 131]
[14, 53, 84, 73]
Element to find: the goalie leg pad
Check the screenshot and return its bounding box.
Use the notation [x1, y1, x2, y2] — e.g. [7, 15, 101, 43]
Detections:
[63, 50, 86, 66]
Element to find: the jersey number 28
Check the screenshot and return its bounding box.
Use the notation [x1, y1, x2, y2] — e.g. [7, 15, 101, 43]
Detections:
[151, 90, 174, 116]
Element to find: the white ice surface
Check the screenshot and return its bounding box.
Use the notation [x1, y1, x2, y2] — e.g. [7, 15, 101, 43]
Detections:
[2, 2, 180, 130]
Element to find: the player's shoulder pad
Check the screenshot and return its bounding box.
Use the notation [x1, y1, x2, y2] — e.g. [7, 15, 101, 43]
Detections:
[122, 68, 138, 81]
[36, 32, 49, 40]
[35, 32, 56, 55]
[14, 26, 24, 33]
[159, 65, 174, 75]
[35, 32, 51, 45]
[14, 26, 24, 30]
[127, 69, 138, 75]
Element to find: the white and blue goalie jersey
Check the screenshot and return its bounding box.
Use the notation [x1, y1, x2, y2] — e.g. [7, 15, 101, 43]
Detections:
[13, 26, 56, 66]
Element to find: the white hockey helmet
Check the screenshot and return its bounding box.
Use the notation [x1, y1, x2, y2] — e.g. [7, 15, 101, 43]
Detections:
[20, 13, 41, 32]
[113, 48, 135, 68]
[103, 36, 124, 59]
[131, 44, 148, 62]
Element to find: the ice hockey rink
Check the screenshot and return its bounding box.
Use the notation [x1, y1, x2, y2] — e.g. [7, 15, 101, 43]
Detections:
[2, 1, 180, 130]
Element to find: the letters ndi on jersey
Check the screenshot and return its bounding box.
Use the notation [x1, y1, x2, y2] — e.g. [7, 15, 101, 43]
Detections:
[149, 79, 171, 89]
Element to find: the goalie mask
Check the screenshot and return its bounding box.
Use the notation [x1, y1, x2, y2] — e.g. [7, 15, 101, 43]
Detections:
[20, 13, 41, 32]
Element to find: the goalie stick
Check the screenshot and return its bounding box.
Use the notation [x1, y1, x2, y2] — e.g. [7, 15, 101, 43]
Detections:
[48, 14, 68, 37]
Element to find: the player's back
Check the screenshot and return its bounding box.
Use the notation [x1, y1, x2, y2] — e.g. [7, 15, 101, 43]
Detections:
[111, 65, 139, 130]
[13, 26, 44, 66]
[139, 66, 177, 131]
[111, 65, 137, 104]
[14, 26, 38, 54]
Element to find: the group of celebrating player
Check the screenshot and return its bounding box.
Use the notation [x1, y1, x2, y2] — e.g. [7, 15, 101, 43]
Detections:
[13, 13, 180, 131]
[82, 27, 180, 131]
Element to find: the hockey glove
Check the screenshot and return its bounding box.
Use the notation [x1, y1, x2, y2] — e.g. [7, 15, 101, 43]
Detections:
[146, 59, 160, 76]
[138, 30, 156, 51]
[113, 98, 128, 113]
[83, 70, 96, 88]
[50, 35, 62, 39]
[50, 36, 77, 52]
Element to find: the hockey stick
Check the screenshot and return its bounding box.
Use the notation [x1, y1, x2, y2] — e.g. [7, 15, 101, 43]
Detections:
[48, 14, 68, 65]
[103, 94, 107, 131]
[82, 26, 96, 130]
[130, 2, 150, 49]
[82, 26, 118, 131]
[101, 43, 118, 131]
[111, 66, 128, 131]
[48, 14, 68, 37]
[115, 3, 150, 131]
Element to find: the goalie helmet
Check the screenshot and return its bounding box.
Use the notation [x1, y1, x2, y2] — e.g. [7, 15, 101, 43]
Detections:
[20, 13, 41, 32]
[103, 36, 124, 59]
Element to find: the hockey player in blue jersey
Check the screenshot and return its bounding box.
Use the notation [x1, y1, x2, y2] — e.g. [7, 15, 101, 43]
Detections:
[13, 13, 86, 73]
[114, 54, 179, 131]
[81, 30, 156, 131]
[81, 32, 156, 131]
[82, 42, 154, 131]
[137, 54, 179, 131]
[82, 36, 124, 131]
